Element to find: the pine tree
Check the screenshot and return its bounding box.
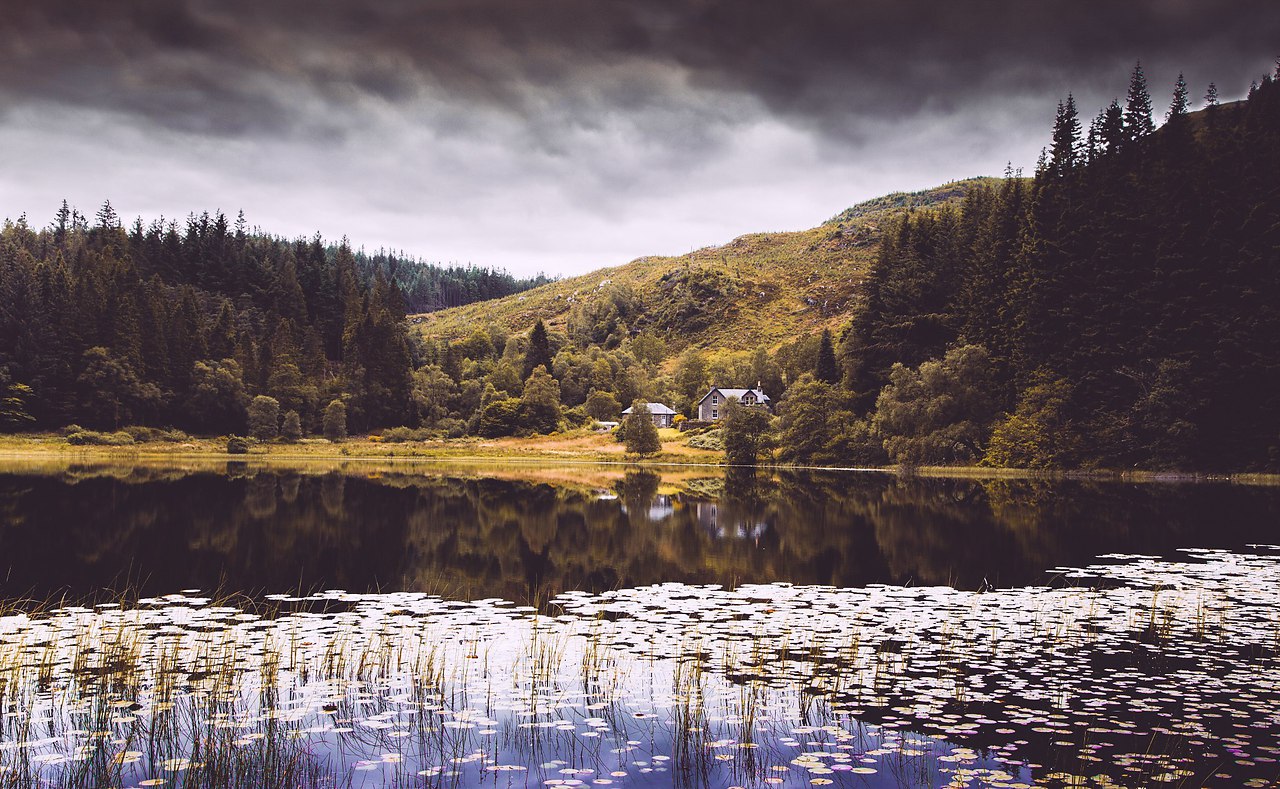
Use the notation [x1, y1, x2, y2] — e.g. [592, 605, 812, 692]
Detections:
[815, 329, 840, 384]
[1098, 100, 1126, 156]
[207, 300, 238, 360]
[166, 287, 207, 391]
[1204, 83, 1218, 107]
[523, 319, 553, 378]
[53, 200, 71, 244]
[1050, 94, 1081, 175]
[94, 200, 120, 231]
[1124, 61, 1155, 141]
[1166, 73, 1189, 122]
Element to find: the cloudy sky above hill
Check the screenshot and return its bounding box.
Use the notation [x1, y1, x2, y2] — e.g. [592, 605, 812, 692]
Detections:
[1, 1, 1276, 275]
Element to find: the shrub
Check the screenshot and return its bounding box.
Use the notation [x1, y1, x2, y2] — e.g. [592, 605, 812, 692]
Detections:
[122, 425, 159, 443]
[585, 389, 622, 421]
[159, 428, 190, 443]
[437, 418, 467, 439]
[983, 372, 1079, 469]
[323, 399, 347, 441]
[247, 395, 281, 440]
[477, 397, 521, 437]
[686, 428, 725, 451]
[66, 430, 135, 446]
[518, 366, 561, 434]
[381, 426, 429, 443]
[61, 424, 85, 437]
[281, 410, 303, 442]
[623, 400, 662, 455]
[226, 436, 250, 454]
[721, 400, 774, 465]
[872, 345, 998, 466]
[561, 406, 591, 429]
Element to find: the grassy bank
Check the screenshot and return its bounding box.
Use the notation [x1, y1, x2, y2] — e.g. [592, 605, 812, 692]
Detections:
[1, 432, 1278, 485]
[0, 428, 722, 466]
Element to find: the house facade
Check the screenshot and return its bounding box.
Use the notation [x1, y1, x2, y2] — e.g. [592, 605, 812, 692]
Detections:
[696, 387, 771, 422]
[621, 402, 678, 428]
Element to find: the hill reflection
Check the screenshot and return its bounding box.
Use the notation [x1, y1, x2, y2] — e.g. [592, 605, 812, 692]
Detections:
[0, 462, 1277, 603]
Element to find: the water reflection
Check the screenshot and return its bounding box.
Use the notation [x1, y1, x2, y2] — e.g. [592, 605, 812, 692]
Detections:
[0, 461, 1278, 602]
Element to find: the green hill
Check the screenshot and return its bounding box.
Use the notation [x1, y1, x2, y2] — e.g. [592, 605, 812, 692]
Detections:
[411, 178, 1000, 351]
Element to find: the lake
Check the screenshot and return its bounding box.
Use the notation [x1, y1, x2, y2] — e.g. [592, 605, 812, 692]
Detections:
[1, 459, 1278, 787]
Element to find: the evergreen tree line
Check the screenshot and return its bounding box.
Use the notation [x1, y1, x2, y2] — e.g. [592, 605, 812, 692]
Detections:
[0, 210, 463, 433]
[777, 62, 1280, 471]
[357, 249, 552, 313]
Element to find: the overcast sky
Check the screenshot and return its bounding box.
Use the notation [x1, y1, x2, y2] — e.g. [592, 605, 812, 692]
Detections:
[1, 1, 1277, 276]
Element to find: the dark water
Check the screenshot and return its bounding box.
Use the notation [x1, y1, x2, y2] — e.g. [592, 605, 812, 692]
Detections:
[1, 461, 1277, 601]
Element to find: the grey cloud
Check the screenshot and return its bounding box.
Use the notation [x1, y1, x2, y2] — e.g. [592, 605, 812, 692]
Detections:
[1, 1, 1277, 276]
[5, 1, 1276, 146]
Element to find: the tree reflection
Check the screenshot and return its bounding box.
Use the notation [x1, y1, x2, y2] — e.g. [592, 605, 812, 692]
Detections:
[0, 464, 1278, 603]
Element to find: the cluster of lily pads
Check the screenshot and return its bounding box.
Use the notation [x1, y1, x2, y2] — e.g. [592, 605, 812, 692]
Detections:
[1, 548, 1278, 787]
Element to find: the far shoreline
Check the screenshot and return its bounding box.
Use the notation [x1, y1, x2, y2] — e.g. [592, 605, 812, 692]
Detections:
[1, 433, 1277, 486]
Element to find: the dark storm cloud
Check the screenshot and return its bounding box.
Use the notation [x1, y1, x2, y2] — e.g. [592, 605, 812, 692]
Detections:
[3, 0, 1277, 144]
[2, 1, 1277, 275]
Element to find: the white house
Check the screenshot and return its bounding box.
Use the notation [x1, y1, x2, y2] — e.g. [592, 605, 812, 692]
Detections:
[621, 402, 678, 428]
[696, 386, 771, 422]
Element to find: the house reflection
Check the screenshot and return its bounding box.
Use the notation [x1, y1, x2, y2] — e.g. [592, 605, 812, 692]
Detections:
[693, 501, 769, 541]
[620, 493, 675, 523]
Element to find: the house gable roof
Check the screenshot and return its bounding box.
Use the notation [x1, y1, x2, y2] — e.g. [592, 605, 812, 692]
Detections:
[622, 402, 678, 415]
[698, 387, 771, 404]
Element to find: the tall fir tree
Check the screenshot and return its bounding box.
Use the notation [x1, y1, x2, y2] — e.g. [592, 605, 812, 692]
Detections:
[815, 329, 840, 384]
[1124, 61, 1155, 141]
[1049, 94, 1081, 175]
[524, 319, 553, 379]
[1166, 73, 1190, 122]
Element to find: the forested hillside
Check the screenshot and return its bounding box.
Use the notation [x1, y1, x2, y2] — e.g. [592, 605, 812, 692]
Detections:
[816, 66, 1280, 471]
[0, 211, 543, 433]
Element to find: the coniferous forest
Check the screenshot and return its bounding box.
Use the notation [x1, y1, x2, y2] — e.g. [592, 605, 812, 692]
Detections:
[1, 64, 1278, 471]
[833, 65, 1280, 471]
[0, 211, 546, 434]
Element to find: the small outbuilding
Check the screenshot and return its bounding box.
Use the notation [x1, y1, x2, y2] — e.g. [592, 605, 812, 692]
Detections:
[621, 402, 678, 428]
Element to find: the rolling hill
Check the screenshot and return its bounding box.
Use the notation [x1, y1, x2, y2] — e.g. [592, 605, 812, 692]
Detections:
[411, 178, 999, 351]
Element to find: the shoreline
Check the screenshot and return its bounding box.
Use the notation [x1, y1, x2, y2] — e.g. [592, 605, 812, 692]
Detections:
[1, 434, 1278, 485]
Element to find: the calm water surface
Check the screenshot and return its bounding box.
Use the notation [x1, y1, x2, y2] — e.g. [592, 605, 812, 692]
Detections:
[0, 460, 1278, 788]
[0, 461, 1276, 600]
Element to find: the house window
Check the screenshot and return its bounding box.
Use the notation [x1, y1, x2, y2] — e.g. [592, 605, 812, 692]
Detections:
[712, 409, 718, 419]
[712, 395, 719, 404]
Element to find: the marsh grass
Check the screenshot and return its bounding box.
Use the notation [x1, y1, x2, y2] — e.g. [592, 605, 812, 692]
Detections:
[2, 550, 1280, 787]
